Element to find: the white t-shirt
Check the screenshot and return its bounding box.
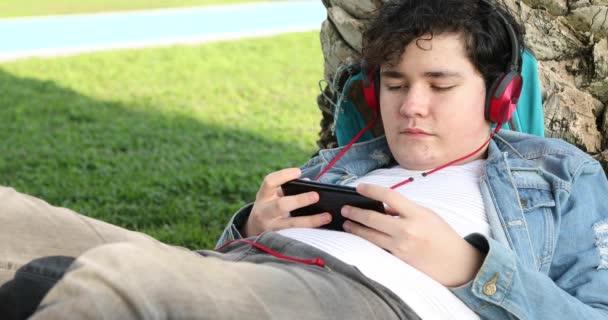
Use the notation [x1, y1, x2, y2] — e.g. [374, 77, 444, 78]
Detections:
[278, 160, 487, 320]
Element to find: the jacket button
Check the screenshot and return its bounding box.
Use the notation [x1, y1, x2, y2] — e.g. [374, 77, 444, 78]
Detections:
[482, 273, 499, 296]
[519, 198, 527, 207]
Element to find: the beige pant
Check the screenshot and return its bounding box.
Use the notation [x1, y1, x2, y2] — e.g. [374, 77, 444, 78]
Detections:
[0, 186, 158, 280]
[0, 186, 416, 320]
[0, 186, 157, 319]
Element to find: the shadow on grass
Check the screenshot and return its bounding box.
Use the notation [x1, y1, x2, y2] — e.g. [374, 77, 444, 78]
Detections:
[0, 69, 316, 249]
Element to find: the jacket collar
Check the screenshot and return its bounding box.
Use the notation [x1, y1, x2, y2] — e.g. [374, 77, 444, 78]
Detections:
[318, 129, 532, 171]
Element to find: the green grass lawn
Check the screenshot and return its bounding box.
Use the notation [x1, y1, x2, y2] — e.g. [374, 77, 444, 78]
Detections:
[0, 0, 270, 18]
[0, 31, 324, 249]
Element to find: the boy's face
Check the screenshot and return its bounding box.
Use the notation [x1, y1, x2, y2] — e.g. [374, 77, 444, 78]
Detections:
[379, 32, 491, 170]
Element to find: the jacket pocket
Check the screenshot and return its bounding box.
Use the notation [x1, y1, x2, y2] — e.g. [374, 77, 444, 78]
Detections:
[511, 169, 557, 271]
[517, 188, 556, 213]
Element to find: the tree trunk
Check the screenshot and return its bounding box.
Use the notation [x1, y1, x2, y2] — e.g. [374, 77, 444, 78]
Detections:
[316, 0, 608, 173]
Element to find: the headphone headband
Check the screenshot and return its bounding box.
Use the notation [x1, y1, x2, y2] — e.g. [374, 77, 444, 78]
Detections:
[479, 0, 520, 72]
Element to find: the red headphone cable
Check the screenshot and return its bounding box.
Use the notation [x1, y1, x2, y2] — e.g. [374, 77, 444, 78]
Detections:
[314, 109, 380, 181]
[215, 239, 328, 269]
[314, 116, 503, 190]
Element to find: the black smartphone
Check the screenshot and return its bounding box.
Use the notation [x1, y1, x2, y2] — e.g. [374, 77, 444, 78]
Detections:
[280, 179, 385, 231]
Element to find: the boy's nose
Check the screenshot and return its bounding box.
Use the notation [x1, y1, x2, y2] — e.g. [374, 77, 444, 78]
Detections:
[399, 87, 429, 118]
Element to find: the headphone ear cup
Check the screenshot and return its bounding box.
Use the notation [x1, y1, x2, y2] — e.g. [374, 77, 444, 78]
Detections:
[373, 69, 380, 108]
[485, 71, 523, 124]
[362, 68, 380, 111]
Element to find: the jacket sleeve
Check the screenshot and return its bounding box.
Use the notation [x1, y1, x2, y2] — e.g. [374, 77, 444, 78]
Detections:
[214, 203, 253, 249]
[451, 161, 608, 319]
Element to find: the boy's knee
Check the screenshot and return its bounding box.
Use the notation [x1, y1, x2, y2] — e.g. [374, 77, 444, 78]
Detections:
[74, 241, 170, 274]
[34, 242, 183, 319]
[70, 241, 207, 285]
[44, 242, 178, 307]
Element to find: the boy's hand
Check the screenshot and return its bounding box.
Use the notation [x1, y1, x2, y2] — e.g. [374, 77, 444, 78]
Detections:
[244, 168, 332, 237]
[341, 183, 485, 287]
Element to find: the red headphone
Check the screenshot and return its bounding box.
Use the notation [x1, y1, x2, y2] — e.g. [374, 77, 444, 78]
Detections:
[361, 0, 523, 126]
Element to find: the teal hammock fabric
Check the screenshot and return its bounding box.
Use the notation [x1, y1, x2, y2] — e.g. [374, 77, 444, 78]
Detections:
[505, 49, 544, 136]
[333, 49, 544, 147]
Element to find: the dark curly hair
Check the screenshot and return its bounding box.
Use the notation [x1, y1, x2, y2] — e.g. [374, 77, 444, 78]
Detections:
[362, 0, 525, 89]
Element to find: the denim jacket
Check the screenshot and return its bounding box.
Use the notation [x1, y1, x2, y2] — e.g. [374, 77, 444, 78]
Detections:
[217, 130, 608, 319]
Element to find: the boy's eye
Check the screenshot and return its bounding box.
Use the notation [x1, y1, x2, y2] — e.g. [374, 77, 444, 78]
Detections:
[431, 85, 455, 92]
[386, 85, 408, 91]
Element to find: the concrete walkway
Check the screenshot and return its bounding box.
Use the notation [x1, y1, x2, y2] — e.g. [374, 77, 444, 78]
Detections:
[0, 1, 325, 62]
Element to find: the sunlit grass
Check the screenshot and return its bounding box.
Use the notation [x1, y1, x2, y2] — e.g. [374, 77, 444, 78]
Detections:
[0, 31, 324, 249]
